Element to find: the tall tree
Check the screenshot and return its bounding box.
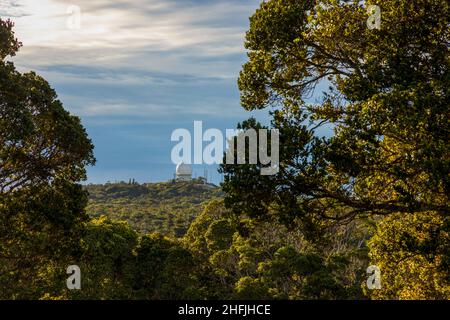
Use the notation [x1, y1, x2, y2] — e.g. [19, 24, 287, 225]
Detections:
[220, 0, 449, 298]
[222, 0, 448, 233]
[0, 19, 95, 299]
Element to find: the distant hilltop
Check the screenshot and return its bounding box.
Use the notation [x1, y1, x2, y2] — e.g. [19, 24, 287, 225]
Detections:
[86, 178, 219, 198]
[84, 180, 223, 237]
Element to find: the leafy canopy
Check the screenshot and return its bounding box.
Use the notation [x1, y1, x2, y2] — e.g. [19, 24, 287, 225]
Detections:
[222, 0, 449, 231]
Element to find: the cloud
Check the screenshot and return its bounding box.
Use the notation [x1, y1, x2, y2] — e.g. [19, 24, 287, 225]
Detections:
[5, 0, 262, 118]
[2, 0, 270, 185]
[10, 0, 259, 72]
[24, 62, 244, 121]
[0, 0, 29, 17]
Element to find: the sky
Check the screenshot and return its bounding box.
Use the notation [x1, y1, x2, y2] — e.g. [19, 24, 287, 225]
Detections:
[1, 0, 330, 184]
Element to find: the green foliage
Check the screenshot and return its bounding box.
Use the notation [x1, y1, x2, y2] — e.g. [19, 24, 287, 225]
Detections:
[0, 19, 21, 59]
[71, 217, 138, 299]
[1, 1, 448, 300]
[0, 18, 95, 299]
[38, 217, 203, 300]
[225, 0, 449, 230]
[236, 247, 344, 300]
[184, 200, 367, 300]
[205, 219, 235, 252]
[368, 212, 450, 299]
[85, 181, 222, 237]
[220, 0, 449, 299]
[133, 233, 201, 299]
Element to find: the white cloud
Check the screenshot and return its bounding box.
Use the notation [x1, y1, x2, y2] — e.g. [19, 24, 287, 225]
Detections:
[0, 0, 28, 17]
[7, 0, 259, 75]
[3, 0, 261, 118]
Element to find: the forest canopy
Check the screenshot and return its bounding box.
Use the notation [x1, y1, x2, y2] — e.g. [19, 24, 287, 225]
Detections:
[0, 0, 449, 300]
[220, 0, 449, 299]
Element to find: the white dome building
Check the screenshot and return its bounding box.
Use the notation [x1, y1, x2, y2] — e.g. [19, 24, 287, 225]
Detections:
[176, 162, 193, 181]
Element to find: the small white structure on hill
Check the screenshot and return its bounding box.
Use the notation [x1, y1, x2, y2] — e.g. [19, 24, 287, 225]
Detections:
[176, 162, 193, 181]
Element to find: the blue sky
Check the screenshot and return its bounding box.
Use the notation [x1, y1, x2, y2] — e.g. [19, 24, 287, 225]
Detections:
[1, 0, 330, 184]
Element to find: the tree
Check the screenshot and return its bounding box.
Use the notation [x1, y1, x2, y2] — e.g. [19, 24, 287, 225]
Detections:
[184, 200, 367, 299]
[0, 18, 95, 299]
[220, 0, 449, 298]
[71, 217, 138, 300]
[367, 212, 449, 299]
[235, 246, 348, 300]
[133, 233, 201, 299]
[222, 0, 449, 225]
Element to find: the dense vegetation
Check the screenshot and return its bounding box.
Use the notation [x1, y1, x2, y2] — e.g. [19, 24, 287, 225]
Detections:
[85, 180, 222, 237]
[221, 0, 449, 299]
[83, 185, 370, 299]
[0, 0, 448, 300]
